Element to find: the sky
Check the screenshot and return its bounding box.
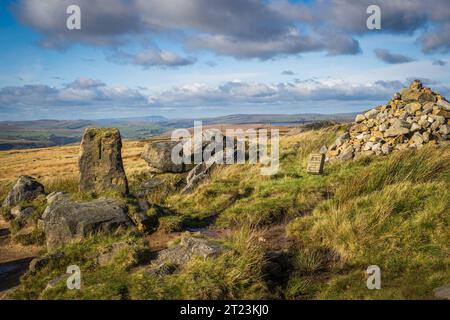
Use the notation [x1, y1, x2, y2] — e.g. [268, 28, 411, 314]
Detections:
[0, 0, 449, 121]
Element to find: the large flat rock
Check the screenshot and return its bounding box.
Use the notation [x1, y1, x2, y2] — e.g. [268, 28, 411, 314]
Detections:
[42, 196, 132, 249]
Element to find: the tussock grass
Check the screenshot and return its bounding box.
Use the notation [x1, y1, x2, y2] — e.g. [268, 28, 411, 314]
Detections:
[4, 125, 449, 300]
[128, 226, 269, 300]
[287, 144, 450, 299]
[166, 126, 341, 227]
[12, 226, 268, 300]
[11, 232, 147, 300]
[44, 175, 79, 194]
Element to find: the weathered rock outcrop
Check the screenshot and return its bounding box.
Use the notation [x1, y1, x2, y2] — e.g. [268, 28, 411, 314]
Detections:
[181, 161, 216, 194]
[141, 130, 234, 173]
[41, 195, 131, 249]
[3, 176, 45, 207]
[141, 141, 196, 173]
[147, 236, 225, 275]
[79, 128, 128, 195]
[327, 80, 450, 161]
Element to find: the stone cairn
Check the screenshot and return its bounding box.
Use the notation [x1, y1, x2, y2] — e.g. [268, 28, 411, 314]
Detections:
[79, 128, 129, 194]
[327, 80, 450, 161]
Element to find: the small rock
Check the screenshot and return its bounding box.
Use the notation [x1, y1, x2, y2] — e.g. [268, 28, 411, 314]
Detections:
[337, 146, 354, 161]
[29, 252, 64, 273]
[384, 127, 410, 138]
[391, 119, 411, 129]
[10, 206, 34, 220]
[439, 124, 450, 136]
[434, 284, 450, 300]
[410, 122, 421, 132]
[378, 124, 388, 132]
[338, 132, 350, 141]
[411, 132, 424, 146]
[363, 142, 374, 151]
[148, 236, 226, 272]
[364, 109, 379, 119]
[371, 143, 382, 152]
[355, 114, 366, 123]
[437, 99, 450, 110]
[381, 144, 392, 155]
[319, 145, 328, 154]
[3, 176, 45, 207]
[405, 102, 422, 114]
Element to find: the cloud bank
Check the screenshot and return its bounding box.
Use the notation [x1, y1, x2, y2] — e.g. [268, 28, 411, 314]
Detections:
[11, 0, 450, 60]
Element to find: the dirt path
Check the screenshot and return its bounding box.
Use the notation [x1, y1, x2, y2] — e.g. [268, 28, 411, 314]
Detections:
[145, 218, 294, 255]
[0, 220, 42, 296]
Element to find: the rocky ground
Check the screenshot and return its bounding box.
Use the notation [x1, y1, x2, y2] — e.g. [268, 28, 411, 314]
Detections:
[0, 80, 448, 300]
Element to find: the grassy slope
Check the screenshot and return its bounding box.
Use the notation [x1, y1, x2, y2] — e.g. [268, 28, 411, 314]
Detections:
[2, 124, 449, 299]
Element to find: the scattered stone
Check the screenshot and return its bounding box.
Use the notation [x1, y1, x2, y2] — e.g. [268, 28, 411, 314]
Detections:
[127, 200, 158, 232]
[29, 252, 65, 273]
[434, 284, 450, 300]
[10, 206, 34, 220]
[405, 102, 421, 114]
[148, 236, 226, 273]
[141, 141, 194, 173]
[411, 132, 424, 146]
[372, 142, 382, 153]
[3, 176, 45, 207]
[439, 124, 450, 136]
[337, 145, 354, 161]
[391, 119, 411, 129]
[42, 197, 132, 249]
[378, 123, 388, 132]
[355, 114, 366, 123]
[384, 127, 410, 138]
[364, 108, 379, 119]
[181, 161, 216, 194]
[319, 145, 328, 154]
[46, 192, 67, 205]
[79, 128, 129, 195]
[381, 143, 392, 155]
[437, 100, 450, 110]
[410, 122, 421, 132]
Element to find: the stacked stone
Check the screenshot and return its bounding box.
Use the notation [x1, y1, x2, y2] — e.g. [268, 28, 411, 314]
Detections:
[327, 80, 450, 161]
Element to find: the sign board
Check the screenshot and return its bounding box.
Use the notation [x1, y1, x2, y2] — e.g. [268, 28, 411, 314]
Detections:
[306, 153, 325, 174]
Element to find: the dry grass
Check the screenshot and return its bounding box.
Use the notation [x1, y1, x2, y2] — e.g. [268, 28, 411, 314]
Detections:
[0, 140, 148, 184]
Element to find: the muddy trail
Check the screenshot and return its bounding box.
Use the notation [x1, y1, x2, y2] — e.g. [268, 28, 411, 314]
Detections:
[0, 221, 40, 297]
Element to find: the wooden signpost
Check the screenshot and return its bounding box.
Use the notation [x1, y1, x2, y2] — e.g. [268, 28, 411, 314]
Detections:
[306, 153, 325, 174]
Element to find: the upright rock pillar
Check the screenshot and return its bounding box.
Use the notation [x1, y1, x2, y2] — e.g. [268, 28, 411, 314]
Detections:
[79, 128, 128, 195]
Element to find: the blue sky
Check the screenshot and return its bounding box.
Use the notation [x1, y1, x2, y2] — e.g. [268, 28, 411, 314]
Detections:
[0, 0, 449, 120]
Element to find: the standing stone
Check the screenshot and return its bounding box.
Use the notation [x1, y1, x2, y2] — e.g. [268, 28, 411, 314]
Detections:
[79, 128, 128, 195]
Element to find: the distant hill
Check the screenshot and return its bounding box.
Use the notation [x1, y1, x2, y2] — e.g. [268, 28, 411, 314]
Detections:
[0, 113, 356, 150]
[200, 113, 356, 125]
